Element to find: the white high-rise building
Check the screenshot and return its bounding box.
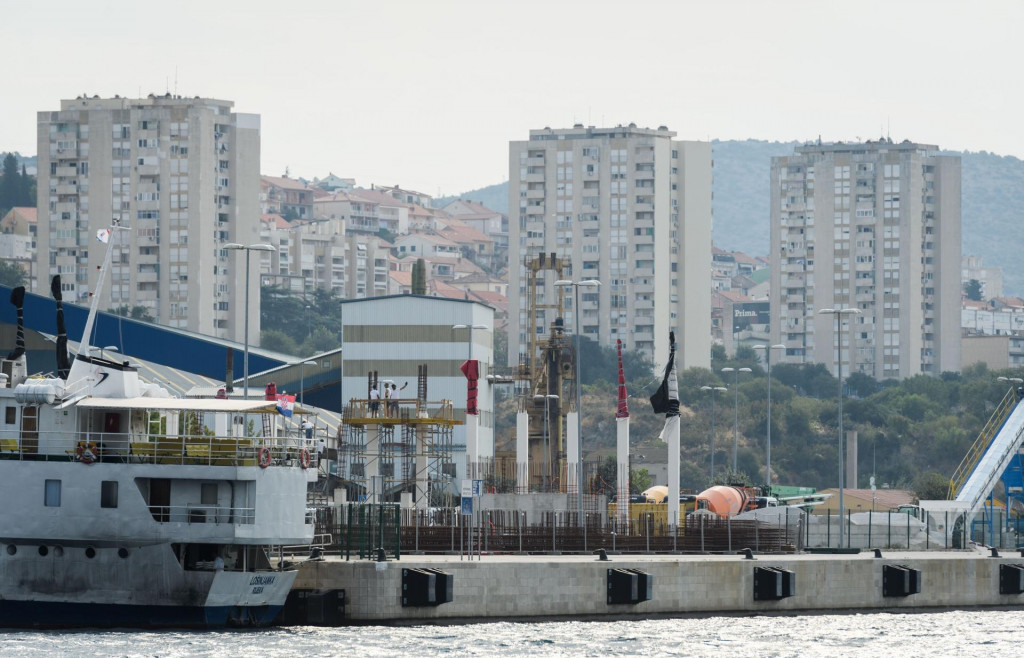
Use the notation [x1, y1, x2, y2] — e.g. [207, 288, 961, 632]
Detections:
[770, 139, 961, 379]
[508, 124, 711, 369]
[36, 95, 261, 342]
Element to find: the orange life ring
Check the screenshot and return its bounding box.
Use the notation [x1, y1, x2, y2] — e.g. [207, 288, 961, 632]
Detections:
[299, 448, 311, 469]
[257, 447, 272, 469]
[76, 442, 98, 465]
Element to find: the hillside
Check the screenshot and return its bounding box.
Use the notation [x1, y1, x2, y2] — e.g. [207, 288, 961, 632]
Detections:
[447, 140, 1024, 297]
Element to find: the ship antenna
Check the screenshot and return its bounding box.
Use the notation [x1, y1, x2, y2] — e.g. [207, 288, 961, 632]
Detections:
[67, 225, 125, 384]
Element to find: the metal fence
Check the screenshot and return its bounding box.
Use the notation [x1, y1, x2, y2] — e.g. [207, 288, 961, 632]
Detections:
[313, 504, 1006, 558]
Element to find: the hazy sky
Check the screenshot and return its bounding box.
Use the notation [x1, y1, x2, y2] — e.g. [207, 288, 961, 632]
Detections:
[3, 0, 1020, 196]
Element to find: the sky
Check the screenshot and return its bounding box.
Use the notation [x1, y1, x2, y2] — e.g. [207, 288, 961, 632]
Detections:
[3, 0, 1021, 196]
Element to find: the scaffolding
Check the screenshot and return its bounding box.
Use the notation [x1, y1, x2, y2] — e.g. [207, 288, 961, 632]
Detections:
[337, 396, 460, 506]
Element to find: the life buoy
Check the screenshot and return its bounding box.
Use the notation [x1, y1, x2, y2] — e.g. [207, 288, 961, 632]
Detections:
[76, 442, 98, 465]
[257, 447, 271, 469]
[299, 448, 311, 469]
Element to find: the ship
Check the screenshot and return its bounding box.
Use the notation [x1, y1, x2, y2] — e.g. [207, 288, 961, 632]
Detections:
[0, 228, 313, 628]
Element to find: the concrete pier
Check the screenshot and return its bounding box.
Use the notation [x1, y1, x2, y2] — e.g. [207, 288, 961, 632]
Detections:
[290, 546, 1024, 623]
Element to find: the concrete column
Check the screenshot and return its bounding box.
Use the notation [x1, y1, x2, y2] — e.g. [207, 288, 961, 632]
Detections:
[566, 411, 579, 495]
[666, 416, 680, 527]
[365, 424, 379, 502]
[616, 416, 630, 529]
[465, 414, 479, 480]
[516, 411, 529, 494]
[414, 426, 428, 510]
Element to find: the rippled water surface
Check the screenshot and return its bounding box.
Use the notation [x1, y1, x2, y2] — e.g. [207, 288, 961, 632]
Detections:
[3, 610, 1021, 657]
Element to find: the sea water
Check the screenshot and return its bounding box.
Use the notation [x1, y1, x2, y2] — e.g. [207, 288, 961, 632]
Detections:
[1, 610, 1020, 657]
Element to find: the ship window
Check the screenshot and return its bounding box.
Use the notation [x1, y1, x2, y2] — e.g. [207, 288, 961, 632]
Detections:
[4, 407, 14, 424]
[44, 479, 61, 507]
[201, 483, 217, 505]
[101, 481, 118, 508]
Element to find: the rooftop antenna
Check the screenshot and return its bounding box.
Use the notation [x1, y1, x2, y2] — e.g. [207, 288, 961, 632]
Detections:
[174, 66, 178, 96]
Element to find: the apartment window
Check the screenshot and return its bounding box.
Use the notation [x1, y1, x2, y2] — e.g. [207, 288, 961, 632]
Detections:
[45, 480, 61, 507]
[101, 481, 118, 508]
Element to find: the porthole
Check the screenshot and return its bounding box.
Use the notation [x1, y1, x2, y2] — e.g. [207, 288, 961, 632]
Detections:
[53, 546, 64, 557]
[38, 546, 48, 557]
[5, 544, 15, 556]
[85, 546, 96, 559]
[118, 548, 129, 559]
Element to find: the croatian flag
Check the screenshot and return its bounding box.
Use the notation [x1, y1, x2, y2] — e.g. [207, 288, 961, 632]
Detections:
[276, 394, 295, 418]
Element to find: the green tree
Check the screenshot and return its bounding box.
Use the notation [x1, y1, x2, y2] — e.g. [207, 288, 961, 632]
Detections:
[0, 261, 27, 288]
[964, 278, 983, 301]
[412, 258, 426, 295]
[913, 471, 951, 502]
[0, 153, 19, 212]
[260, 329, 300, 356]
[111, 304, 155, 322]
[630, 467, 653, 494]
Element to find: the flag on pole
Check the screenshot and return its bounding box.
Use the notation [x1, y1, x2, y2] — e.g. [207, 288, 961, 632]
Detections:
[96, 228, 111, 244]
[276, 394, 295, 418]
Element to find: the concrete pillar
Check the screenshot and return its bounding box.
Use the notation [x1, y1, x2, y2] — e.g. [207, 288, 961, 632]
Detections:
[466, 414, 479, 480]
[516, 411, 529, 494]
[566, 411, 579, 495]
[616, 416, 630, 529]
[414, 426, 429, 510]
[366, 424, 379, 502]
[667, 416, 680, 527]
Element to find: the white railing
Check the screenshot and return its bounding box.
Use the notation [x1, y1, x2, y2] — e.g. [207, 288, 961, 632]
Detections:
[0, 429, 320, 470]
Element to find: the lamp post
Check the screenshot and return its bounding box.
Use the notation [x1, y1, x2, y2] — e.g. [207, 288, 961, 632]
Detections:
[720, 367, 752, 473]
[297, 360, 317, 407]
[554, 278, 601, 526]
[753, 344, 785, 489]
[225, 243, 276, 399]
[533, 393, 559, 491]
[700, 385, 727, 482]
[818, 307, 861, 548]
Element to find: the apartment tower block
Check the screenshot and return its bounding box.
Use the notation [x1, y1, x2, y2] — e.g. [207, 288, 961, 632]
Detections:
[509, 124, 711, 369]
[770, 140, 961, 379]
[36, 95, 261, 342]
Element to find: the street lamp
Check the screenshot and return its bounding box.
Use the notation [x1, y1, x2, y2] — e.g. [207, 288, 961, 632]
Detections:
[700, 385, 728, 482]
[721, 367, 752, 473]
[297, 360, 318, 407]
[533, 393, 559, 491]
[818, 307, 861, 548]
[226, 242, 276, 399]
[554, 278, 601, 526]
[753, 344, 785, 489]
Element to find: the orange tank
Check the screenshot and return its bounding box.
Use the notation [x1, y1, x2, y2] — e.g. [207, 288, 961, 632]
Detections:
[695, 485, 752, 518]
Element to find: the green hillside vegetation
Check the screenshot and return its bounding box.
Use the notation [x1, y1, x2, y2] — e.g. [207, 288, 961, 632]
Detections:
[493, 339, 1022, 500]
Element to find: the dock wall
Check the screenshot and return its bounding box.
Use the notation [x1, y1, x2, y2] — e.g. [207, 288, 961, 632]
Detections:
[292, 550, 1024, 623]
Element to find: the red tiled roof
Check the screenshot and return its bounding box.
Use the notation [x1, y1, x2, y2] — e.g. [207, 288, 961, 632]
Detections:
[12, 207, 36, 222]
[260, 175, 310, 191]
[261, 213, 291, 229]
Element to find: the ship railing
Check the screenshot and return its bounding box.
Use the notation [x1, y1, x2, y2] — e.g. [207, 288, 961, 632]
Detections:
[0, 431, 317, 469]
[147, 503, 256, 525]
